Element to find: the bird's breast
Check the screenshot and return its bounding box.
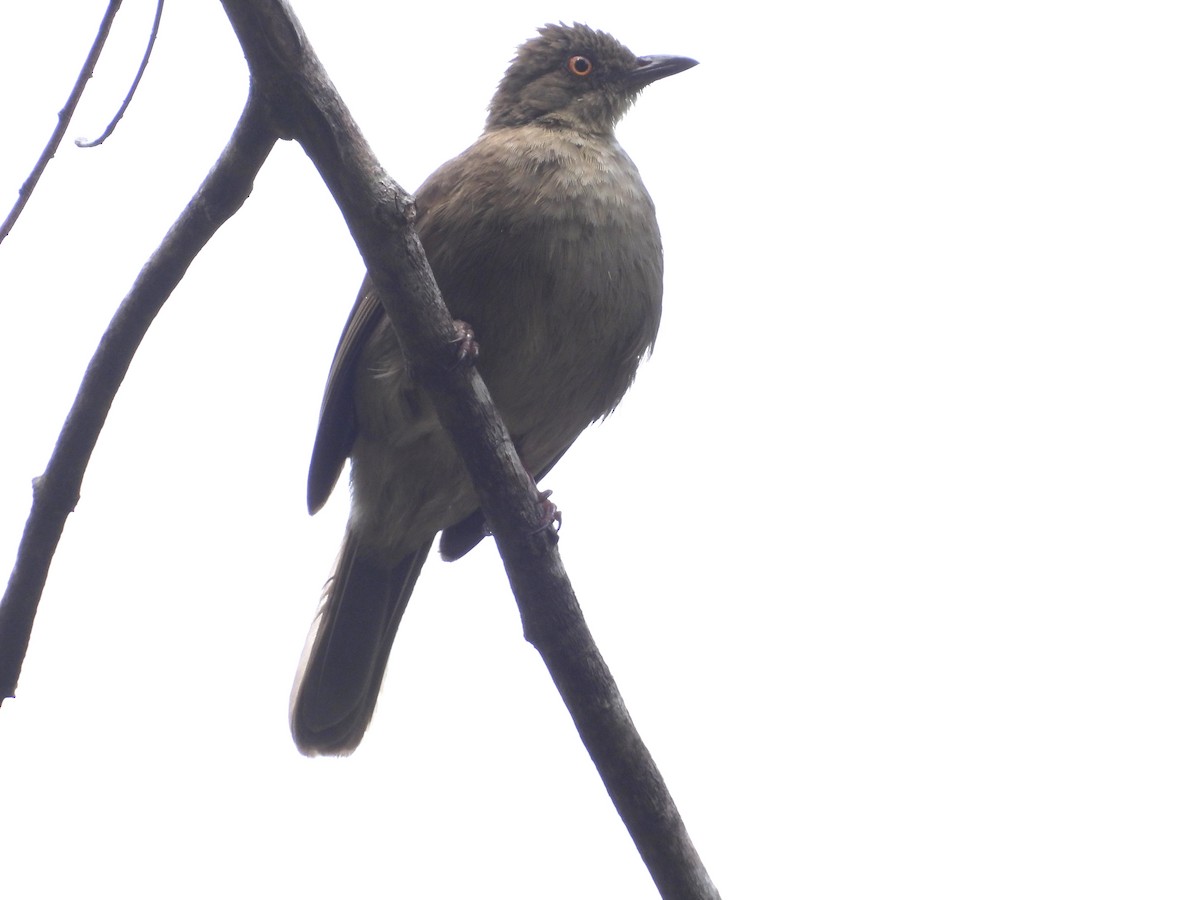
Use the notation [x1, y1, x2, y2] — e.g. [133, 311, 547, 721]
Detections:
[412, 126, 665, 468]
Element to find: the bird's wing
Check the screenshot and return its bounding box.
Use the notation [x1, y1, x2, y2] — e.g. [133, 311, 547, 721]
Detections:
[306, 162, 462, 516]
[307, 276, 386, 514]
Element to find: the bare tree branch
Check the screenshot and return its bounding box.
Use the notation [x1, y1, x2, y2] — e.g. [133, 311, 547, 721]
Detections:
[1, 2, 716, 895]
[0, 0, 122, 246]
[77, 0, 166, 149]
[218, 2, 719, 897]
[0, 92, 277, 703]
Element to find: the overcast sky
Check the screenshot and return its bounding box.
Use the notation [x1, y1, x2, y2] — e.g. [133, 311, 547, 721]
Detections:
[2, 2, 1198, 897]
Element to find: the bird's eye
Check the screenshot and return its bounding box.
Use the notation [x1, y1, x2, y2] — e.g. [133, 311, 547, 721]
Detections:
[567, 55, 593, 77]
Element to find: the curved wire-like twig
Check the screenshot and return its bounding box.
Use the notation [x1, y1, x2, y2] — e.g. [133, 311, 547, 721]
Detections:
[0, 0, 122, 247]
[76, 0, 165, 149]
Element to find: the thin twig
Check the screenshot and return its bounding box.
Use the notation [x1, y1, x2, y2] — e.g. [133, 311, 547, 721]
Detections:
[76, 0, 165, 149]
[0, 91, 277, 703]
[0, 0, 122, 247]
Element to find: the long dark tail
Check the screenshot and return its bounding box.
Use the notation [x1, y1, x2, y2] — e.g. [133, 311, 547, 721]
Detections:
[290, 531, 433, 756]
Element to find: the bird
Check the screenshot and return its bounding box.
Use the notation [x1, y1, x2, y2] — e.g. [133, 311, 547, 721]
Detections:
[290, 23, 697, 756]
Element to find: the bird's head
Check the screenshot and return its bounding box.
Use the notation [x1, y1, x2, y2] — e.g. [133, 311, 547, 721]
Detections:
[486, 23, 697, 135]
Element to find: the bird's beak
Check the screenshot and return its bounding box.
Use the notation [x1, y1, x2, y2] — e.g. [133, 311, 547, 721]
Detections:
[627, 54, 699, 90]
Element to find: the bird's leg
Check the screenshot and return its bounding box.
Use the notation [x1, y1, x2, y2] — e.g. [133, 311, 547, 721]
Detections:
[448, 319, 480, 367]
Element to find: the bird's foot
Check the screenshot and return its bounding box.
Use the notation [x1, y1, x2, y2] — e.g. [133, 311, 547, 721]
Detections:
[448, 319, 479, 367]
[533, 489, 562, 537]
[468, 489, 559, 543]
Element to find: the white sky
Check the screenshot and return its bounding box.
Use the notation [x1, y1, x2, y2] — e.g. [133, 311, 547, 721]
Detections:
[2, 1, 1198, 897]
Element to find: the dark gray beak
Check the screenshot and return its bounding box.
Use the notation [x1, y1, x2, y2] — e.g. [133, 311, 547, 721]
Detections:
[627, 54, 699, 90]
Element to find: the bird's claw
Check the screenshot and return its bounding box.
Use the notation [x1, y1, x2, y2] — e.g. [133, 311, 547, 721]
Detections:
[449, 319, 479, 368]
[533, 489, 562, 537]
[470, 489, 560, 543]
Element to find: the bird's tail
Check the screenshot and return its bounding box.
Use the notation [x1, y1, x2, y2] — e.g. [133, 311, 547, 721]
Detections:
[290, 531, 432, 756]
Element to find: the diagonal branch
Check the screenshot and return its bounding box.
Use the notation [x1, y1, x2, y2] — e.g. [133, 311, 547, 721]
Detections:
[218, 2, 719, 898]
[0, 92, 277, 703]
[1, 0, 122, 246]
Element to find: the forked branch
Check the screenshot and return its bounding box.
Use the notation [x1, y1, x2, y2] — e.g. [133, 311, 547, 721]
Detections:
[0, 3, 718, 897]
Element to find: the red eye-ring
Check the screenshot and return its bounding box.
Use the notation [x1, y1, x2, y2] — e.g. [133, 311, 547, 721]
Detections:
[567, 55, 593, 76]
